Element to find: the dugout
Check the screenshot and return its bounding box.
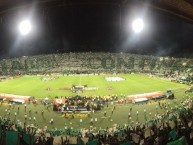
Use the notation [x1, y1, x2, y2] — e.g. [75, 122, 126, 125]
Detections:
[127, 92, 164, 102]
[132, 98, 148, 104]
[0, 93, 31, 103]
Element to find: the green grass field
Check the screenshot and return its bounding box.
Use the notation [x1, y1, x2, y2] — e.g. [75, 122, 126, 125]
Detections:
[0, 74, 187, 98]
[0, 74, 190, 130]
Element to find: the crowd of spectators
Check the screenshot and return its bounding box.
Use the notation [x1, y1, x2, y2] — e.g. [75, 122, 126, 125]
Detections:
[54, 95, 118, 112]
[0, 95, 192, 145]
[0, 52, 192, 76]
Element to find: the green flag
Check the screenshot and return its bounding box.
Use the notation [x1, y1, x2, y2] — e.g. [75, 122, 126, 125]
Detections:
[6, 131, 18, 145]
[166, 136, 188, 145]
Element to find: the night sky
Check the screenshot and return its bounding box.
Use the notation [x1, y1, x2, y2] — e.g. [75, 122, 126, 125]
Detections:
[0, 4, 193, 59]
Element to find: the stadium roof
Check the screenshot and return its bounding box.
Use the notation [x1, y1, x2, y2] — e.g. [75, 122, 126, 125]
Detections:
[1, 0, 193, 23]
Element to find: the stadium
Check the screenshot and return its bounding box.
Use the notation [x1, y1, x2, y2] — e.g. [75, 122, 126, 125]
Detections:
[0, 0, 193, 145]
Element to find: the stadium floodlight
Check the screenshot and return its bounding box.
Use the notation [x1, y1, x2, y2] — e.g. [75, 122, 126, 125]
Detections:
[18, 19, 32, 35]
[132, 18, 144, 33]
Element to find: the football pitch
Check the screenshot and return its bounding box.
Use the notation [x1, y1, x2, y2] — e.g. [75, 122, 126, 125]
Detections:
[0, 74, 189, 130]
[0, 74, 187, 98]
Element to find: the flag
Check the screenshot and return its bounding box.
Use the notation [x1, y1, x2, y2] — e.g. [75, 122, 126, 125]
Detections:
[166, 136, 188, 145]
[169, 130, 177, 140]
[22, 134, 35, 145]
[130, 133, 140, 144]
[120, 140, 132, 145]
[6, 131, 18, 145]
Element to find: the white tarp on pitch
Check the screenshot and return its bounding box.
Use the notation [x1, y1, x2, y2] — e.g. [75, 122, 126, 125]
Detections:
[105, 77, 125, 82]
